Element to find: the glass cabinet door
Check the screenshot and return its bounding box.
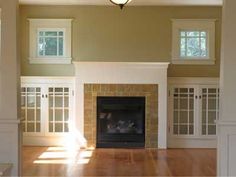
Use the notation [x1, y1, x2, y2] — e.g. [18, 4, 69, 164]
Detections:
[201, 87, 219, 135]
[21, 87, 41, 133]
[172, 87, 195, 135]
[48, 87, 70, 133]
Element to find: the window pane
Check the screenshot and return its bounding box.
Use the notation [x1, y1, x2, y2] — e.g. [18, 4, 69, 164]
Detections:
[202, 125, 206, 135]
[208, 125, 216, 135]
[201, 31, 207, 37]
[59, 37, 63, 56]
[187, 38, 200, 57]
[38, 37, 45, 56]
[179, 30, 208, 58]
[45, 31, 57, 36]
[45, 37, 57, 56]
[55, 109, 63, 121]
[180, 38, 186, 57]
[187, 31, 200, 37]
[39, 31, 44, 36]
[200, 38, 207, 57]
[179, 125, 188, 135]
[59, 31, 64, 36]
[55, 123, 63, 132]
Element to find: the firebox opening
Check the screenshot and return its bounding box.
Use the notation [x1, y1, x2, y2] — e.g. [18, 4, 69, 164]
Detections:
[96, 96, 145, 148]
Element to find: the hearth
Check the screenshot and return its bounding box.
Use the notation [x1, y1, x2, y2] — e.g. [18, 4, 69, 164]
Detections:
[97, 96, 145, 148]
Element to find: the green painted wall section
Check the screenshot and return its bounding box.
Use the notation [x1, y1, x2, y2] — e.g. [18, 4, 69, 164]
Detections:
[20, 5, 222, 77]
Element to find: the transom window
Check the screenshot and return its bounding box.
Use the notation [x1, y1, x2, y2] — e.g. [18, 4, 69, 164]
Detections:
[38, 30, 64, 57]
[172, 19, 215, 65]
[180, 30, 208, 58]
[29, 19, 72, 64]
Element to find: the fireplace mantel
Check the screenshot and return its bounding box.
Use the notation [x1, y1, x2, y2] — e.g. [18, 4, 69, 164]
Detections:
[74, 62, 169, 149]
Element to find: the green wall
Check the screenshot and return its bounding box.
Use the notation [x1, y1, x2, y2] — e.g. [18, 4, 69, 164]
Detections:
[20, 5, 222, 77]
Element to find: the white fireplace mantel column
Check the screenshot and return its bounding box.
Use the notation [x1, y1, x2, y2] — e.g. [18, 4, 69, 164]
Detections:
[74, 62, 169, 149]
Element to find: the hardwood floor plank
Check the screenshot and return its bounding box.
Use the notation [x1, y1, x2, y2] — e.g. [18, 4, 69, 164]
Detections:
[22, 147, 216, 177]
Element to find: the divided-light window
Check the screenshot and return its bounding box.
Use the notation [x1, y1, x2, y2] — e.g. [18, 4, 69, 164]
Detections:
[180, 30, 208, 58]
[29, 19, 72, 64]
[172, 19, 216, 65]
[38, 30, 64, 57]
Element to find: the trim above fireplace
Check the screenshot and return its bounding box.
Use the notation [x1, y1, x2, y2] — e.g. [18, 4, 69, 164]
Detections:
[74, 62, 169, 149]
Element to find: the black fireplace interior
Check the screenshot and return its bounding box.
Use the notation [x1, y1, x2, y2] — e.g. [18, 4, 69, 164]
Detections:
[97, 96, 145, 148]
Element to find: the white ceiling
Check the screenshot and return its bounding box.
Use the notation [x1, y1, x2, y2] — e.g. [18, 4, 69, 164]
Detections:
[19, 0, 223, 6]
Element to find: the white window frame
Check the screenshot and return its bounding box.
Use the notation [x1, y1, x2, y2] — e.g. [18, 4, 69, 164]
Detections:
[172, 19, 216, 65]
[28, 19, 73, 64]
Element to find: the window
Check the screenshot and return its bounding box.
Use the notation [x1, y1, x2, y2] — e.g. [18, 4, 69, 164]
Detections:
[180, 31, 207, 58]
[29, 19, 72, 64]
[172, 19, 216, 65]
[38, 30, 64, 57]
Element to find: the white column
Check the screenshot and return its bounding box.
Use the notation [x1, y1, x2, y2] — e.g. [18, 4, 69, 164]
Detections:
[218, 0, 236, 176]
[0, 0, 20, 176]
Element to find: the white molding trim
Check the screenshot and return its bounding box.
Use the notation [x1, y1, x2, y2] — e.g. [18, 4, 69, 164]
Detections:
[21, 76, 75, 84]
[29, 57, 72, 64]
[28, 18, 73, 22]
[168, 77, 219, 85]
[172, 59, 216, 65]
[171, 19, 218, 22]
[74, 61, 170, 149]
[218, 121, 236, 126]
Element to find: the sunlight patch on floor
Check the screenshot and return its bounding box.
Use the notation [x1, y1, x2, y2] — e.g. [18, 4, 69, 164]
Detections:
[33, 146, 94, 165]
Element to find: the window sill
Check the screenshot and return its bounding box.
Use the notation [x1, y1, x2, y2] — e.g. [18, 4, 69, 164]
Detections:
[29, 57, 72, 64]
[172, 59, 215, 65]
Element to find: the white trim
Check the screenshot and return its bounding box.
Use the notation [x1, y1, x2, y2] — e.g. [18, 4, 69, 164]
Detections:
[74, 61, 169, 149]
[168, 77, 219, 85]
[172, 59, 215, 65]
[172, 19, 216, 65]
[218, 121, 236, 126]
[29, 57, 72, 64]
[171, 19, 218, 22]
[21, 76, 75, 84]
[28, 19, 72, 65]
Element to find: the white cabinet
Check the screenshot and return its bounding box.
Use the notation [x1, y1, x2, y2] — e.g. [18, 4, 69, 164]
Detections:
[21, 77, 75, 146]
[168, 78, 219, 148]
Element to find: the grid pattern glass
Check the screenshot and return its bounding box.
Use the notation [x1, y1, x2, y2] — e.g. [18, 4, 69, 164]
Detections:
[21, 87, 41, 133]
[48, 87, 70, 133]
[180, 31, 208, 58]
[173, 88, 194, 135]
[202, 88, 219, 135]
[38, 31, 64, 57]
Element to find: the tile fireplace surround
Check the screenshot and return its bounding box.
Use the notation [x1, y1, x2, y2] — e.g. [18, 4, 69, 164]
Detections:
[84, 84, 158, 148]
[74, 62, 169, 149]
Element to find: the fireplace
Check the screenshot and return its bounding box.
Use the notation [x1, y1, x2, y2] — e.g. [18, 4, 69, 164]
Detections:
[97, 96, 145, 148]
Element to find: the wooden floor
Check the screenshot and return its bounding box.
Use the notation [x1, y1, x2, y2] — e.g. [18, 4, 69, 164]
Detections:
[22, 146, 216, 177]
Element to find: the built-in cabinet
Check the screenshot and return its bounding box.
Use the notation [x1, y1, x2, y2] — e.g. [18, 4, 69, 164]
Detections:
[168, 78, 219, 148]
[21, 77, 75, 146]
